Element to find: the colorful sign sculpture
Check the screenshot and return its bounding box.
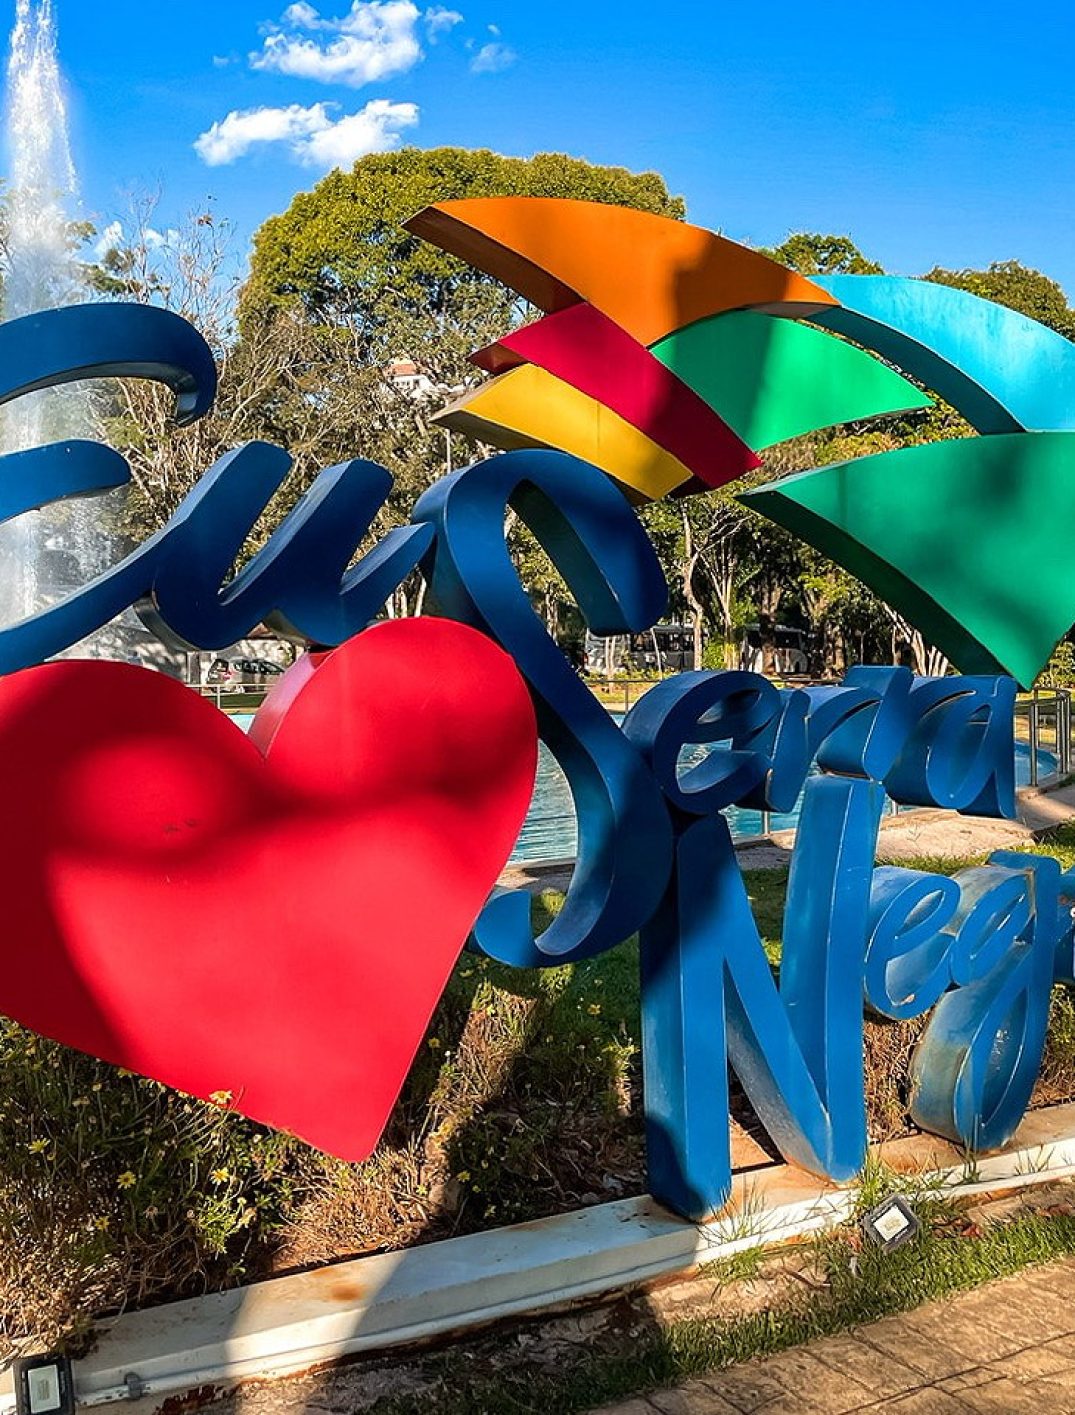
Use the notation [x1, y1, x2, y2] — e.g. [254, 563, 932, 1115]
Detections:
[408, 197, 1075, 689]
[3, 224, 1075, 1223]
[415, 448, 1067, 1215]
[407, 199, 929, 504]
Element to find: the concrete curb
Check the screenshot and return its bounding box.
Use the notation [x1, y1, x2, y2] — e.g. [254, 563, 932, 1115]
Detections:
[11, 1103, 1075, 1411]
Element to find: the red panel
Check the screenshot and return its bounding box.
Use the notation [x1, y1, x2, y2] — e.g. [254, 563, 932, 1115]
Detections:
[0, 619, 537, 1160]
[473, 305, 761, 489]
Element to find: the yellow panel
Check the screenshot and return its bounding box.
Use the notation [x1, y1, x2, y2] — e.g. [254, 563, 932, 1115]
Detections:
[436, 365, 694, 501]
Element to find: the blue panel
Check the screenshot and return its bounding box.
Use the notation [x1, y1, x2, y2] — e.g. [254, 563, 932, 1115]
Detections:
[142, 449, 432, 650]
[0, 440, 130, 523]
[0, 441, 431, 672]
[864, 867, 960, 1020]
[813, 274, 1075, 434]
[0, 302, 217, 425]
[884, 676, 1017, 817]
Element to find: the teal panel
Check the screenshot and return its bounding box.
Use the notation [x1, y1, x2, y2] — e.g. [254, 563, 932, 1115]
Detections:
[813, 275, 1075, 435]
[740, 433, 1075, 688]
[650, 310, 931, 450]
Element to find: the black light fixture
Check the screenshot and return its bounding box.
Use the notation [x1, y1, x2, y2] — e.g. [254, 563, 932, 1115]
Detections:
[12, 1355, 75, 1415]
[861, 1195, 921, 1253]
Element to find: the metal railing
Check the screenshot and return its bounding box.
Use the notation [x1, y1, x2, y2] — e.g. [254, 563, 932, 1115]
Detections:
[1017, 689, 1073, 787]
[584, 673, 816, 718]
[187, 681, 272, 711]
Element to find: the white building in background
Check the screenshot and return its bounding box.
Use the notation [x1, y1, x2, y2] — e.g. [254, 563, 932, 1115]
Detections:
[388, 358, 437, 398]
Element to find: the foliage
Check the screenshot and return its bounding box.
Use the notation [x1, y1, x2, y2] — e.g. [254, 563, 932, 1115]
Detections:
[762, 231, 883, 275]
[1037, 638, 1075, 688]
[0, 1025, 302, 1354]
[237, 148, 685, 551]
[242, 147, 684, 344]
[90, 154, 685, 608]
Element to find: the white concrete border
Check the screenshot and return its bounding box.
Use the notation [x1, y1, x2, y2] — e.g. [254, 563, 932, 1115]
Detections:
[5, 1102, 1075, 1411]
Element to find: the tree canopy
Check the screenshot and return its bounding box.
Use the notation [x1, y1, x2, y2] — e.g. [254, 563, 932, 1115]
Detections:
[762, 232, 882, 276]
[242, 147, 685, 356]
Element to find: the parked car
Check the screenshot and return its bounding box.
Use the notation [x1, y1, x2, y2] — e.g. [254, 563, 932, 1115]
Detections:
[738, 624, 810, 677]
[205, 657, 285, 687]
[583, 624, 697, 676]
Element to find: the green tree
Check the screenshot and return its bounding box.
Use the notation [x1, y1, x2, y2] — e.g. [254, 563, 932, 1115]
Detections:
[242, 146, 683, 354]
[762, 232, 883, 276]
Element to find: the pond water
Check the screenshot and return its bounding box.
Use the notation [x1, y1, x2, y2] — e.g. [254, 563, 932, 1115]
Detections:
[229, 711, 1057, 866]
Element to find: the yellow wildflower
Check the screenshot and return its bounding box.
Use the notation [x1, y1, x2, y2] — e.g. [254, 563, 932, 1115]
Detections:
[117, 1172, 137, 1190]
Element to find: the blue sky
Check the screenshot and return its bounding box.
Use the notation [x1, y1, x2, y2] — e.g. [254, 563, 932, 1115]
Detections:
[23, 0, 1075, 293]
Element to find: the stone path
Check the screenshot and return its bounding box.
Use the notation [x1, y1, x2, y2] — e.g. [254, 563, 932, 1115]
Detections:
[593, 1258, 1075, 1414]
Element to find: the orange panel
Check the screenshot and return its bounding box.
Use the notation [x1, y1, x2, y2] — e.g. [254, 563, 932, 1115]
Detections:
[405, 198, 837, 346]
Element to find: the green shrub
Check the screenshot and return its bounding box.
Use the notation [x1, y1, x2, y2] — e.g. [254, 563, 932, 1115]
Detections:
[0, 1026, 303, 1352]
[1037, 639, 1075, 687]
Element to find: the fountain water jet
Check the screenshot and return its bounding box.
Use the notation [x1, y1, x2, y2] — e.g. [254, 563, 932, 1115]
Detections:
[0, 0, 168, 668]
[0, 0, 89, 626]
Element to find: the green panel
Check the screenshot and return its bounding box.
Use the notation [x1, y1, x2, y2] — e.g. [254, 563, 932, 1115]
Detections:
[740, 433, 1075, 688]
[651, 311, 931, 450]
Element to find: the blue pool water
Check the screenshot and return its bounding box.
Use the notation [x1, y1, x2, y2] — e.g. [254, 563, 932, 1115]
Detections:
[230, 712, 1056, 866]
[509, 738, 1057, 864]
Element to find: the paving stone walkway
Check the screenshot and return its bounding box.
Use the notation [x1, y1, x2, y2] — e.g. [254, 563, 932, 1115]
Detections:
[592, 1258, 1075, 1414]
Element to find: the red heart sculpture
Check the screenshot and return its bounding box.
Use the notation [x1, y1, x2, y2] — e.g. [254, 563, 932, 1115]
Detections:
[0, 619, 536, 1160]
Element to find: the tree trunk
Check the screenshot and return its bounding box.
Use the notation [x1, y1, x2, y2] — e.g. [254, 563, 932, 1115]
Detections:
[680, 510, 705, 670]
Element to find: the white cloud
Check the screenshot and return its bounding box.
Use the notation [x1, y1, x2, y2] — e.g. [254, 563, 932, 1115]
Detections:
[144, 227, 178, 250]
[424, 5, 462, 37]
[93, 220, 124, 261]
[251, 1, 424, 87]
[92, 221, 175, 260]
[194, 98, 418, 169]
[282, 2, 323, 23]
[303, 98, 418, 166]
[470, 38, 515, 73]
